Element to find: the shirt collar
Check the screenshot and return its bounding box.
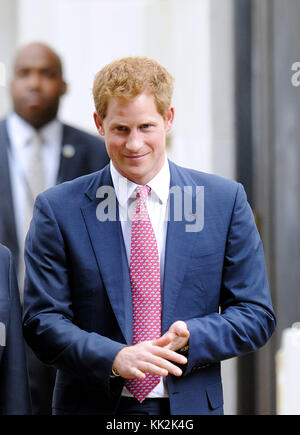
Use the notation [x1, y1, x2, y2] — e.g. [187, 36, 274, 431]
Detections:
[110, 155, 170, 207]
[7, 112, 35, 148]
[39, 118, 62, 146]
[7, 112, 62, 148]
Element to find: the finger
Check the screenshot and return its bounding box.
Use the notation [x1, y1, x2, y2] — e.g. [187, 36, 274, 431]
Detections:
[138, 361, 169, 377]
[134, 343, 186, 371]
[138, 360, 182, 377]
[170, 321, 190, 337]
[154, 337, 179, 351]
[153, 333, 174, 347]
[127, 367, 146, 380]
[147, 353, 182, 373]
[151, 345, 188, 365]
[153, 334, 189, 352]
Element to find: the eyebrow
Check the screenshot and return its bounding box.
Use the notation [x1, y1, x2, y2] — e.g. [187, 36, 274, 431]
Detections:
[110, 119, 158, 127]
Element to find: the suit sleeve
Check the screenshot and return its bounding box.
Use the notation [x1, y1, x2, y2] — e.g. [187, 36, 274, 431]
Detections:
[22, 195, 125, 397]
[184, 183, 276, 375]
[0, 249, 31, 414]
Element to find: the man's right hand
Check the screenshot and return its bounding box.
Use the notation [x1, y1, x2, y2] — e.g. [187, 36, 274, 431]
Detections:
[112, 340, 187, 380]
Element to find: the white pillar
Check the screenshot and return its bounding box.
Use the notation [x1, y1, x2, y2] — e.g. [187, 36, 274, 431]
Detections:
[0, 0, 17, 118]
[167, 0, 213, 173]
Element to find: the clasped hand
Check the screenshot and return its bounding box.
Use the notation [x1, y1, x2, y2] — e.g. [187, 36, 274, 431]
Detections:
[112, 321, 190, 380]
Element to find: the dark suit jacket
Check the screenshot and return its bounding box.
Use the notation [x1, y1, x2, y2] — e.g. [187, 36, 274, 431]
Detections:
[0, 244, 31, 414]
[23, 161, 276, 415]
[0, 118, 110, 269]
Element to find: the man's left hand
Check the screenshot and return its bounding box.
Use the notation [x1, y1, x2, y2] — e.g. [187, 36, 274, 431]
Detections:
[154, 321, 190, 352]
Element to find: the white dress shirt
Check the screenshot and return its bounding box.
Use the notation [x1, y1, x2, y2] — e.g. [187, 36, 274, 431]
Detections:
[6, 112, 63, 246]
[110, 156, 170, 398]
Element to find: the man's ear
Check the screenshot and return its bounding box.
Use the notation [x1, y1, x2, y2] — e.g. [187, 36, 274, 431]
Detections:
[60, 80, 68, 97]
[165, 106, 175, 132]
[93, 112, 105, 136]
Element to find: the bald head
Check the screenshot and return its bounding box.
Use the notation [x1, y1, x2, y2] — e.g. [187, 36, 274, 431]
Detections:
[13, 42, 64, 77]
[10, 42, 67, 129]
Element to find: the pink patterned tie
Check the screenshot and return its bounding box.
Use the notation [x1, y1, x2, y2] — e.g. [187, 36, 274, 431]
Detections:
[125, 185, 162, 402]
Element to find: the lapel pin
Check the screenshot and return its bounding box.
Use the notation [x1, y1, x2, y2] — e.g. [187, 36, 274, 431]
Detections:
[62, 144, 76, 158]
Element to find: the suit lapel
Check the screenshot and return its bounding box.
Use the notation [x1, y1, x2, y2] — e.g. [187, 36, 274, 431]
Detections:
[56, 124, 83, 183]
[80, 161, 202, 340]
[0, 121, 19, 262]
[161, 162, 199, 333]
[80, 167, 133, 344]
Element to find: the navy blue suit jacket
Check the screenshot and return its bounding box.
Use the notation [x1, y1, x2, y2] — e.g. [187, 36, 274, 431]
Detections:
[23, 161, 276, 415]
[0, 118, 110, 270]
[0, 244, 31, 414]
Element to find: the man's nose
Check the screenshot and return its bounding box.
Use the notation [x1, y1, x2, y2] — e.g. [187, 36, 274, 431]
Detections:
[126, 130, 143, 152]
[26, 72, 42, 90]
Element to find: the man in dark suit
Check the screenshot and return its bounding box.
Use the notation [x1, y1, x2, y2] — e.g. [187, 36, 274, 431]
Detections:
[0, 41, 109, 276]
[0, 42, 109, 414]
[0, 244, 31, 414]
[23, 57, 276, 415]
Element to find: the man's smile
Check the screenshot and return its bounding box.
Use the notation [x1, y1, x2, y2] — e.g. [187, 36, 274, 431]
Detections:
[123, 152, 151, 160]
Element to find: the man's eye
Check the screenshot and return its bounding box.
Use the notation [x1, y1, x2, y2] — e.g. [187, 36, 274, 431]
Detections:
[16, 69, 29, 78]
[116, 126, 127, 132]
[42, 70, 57, 78]
[141, 124, 151, 130]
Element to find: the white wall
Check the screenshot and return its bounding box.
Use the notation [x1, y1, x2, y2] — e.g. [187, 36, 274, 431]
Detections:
[14, 0, 216, 172]
[0, 0, 17, 117]
[210, 0, 235, 180]
[4, 0, 237, 414]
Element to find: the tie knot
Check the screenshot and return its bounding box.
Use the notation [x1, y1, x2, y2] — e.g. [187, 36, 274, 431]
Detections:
[136, 185, 151, 202]
[28, 132, 44, 148]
